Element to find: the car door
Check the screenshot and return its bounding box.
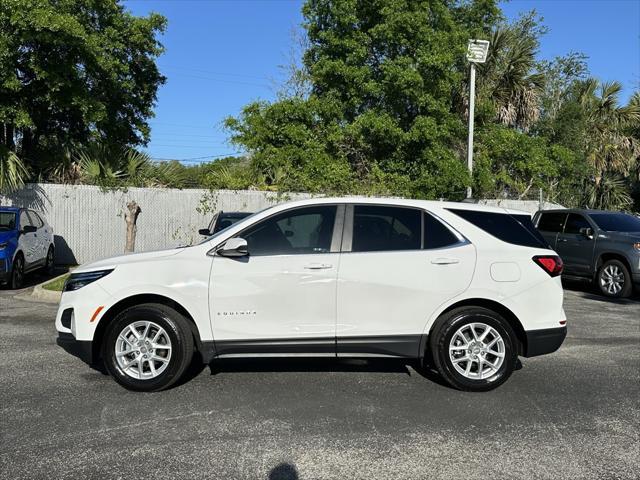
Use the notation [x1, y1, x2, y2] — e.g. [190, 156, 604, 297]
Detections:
[335, 205, 476, 358]
[535, 211, 567, 249]
[27, 211, 46, 262]
[555, 212, 596, 275]
[209, 204, 343, 354]
[18, 210, 37, 266]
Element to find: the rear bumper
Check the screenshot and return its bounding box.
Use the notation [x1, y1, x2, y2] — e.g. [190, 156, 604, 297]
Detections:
[57, 332, 94, 366]
[524, 326, 567, 357]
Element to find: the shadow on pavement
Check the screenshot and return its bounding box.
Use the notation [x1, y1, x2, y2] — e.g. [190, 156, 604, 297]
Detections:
[0, 265, 70, 291]
[269, 463, 299, 480]
[562, 278, 640, 304]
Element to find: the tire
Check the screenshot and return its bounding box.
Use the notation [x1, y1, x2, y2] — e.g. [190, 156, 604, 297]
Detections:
[597, 259, 632, 298]
[429, 306, 518, 392]
[10, 254, 24, 290]
[102, 303, 194, 392]
[43, 246, 55, 276]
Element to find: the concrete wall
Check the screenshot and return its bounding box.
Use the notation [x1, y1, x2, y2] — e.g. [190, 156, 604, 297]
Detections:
[1, 183, 563, 265]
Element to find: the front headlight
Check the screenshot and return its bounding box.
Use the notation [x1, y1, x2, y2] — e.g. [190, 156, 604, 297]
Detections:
[63, 269, 114, 292]
[634, 242, 640, 251]
[0, 242, 7, 250]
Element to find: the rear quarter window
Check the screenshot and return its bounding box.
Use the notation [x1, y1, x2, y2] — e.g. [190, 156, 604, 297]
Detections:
[448, 209, 549, 249]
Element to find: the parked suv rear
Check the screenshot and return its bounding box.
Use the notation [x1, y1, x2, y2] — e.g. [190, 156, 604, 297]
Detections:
[533, 209, 640, 298]
[56, 198, 566, 392]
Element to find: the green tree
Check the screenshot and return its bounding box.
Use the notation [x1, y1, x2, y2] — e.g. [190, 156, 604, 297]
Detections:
[0, 0, 166, 177]
[226, 0, 501, 199]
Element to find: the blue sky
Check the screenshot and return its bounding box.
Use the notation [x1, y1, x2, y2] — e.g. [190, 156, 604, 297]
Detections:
[123, 0, 640, 163]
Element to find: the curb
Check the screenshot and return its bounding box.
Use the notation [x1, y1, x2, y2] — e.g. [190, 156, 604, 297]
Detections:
[15, 272, 69, 304]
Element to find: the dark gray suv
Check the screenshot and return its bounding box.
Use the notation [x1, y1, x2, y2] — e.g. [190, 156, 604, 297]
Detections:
[533, 209, 640, 298]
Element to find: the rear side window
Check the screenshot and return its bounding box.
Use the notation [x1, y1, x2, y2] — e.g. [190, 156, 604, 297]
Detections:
[424, 212, 459, 249]
[19, 211, 32, 228]
[448, 209, 548, 249]
[352, 205, 421, 252]
[537, 212, 567, 232]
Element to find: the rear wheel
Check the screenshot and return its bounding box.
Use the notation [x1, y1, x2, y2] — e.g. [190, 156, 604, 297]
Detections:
[102, 303, 194, 392]
[429, 306, 518, 392]
[597, 259, 632, 298]
[10, 254, 24, 289]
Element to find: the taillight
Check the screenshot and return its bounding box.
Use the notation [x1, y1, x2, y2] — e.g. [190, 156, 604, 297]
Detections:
[533, 255, 564, 277]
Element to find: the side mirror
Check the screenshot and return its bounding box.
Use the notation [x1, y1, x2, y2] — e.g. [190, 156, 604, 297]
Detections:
[217, 237, 249, 257]
[579, 227, 593, 238]
[198, 228, 211, 236]
[21, 225, 37, 234]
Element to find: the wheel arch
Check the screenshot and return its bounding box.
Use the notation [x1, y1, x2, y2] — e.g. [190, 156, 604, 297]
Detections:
[92, 293, 205, 364]
[422, 298, 527, 358]
[595, 252, 632, 277]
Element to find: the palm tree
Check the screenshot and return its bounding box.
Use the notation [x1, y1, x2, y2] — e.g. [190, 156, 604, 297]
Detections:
[0, 147, 29, 194]
[474, 25, 545, 132]
[577, 80, 640, 191]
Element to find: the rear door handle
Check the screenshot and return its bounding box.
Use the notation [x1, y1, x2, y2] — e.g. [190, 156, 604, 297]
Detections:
[431, 258, 460, 265]
[304, 263, 333, 270]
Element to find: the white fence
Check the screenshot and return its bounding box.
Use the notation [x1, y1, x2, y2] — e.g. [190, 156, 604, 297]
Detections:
[1, 183, 563, 265]
[1, 184, 310, 264]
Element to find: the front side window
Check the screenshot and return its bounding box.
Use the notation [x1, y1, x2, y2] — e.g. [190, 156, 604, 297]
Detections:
[19, 211, 32, 229]
[590, 212, 640, 232]
[352, 205, 421, 252]
[28, 211, 44, 228]
[242, 206, 336, 256]
[564, 213, 590, 234]
[537, 212, 567, 232]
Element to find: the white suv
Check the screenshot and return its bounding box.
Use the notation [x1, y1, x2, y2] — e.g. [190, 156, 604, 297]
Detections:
[56, 198, 567, 392]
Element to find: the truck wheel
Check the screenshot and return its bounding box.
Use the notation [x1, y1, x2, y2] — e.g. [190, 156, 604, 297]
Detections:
[43, 246, 55, 275]
[597, 259, 632, 298]
[102, 303, 194, 392]
[429, 306, 518, 392]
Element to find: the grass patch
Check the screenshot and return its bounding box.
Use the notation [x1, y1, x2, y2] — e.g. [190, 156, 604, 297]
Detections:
[42, 274, 69, 291]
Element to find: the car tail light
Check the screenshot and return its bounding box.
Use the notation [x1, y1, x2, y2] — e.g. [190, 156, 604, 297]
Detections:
[533, 255, 563, 277]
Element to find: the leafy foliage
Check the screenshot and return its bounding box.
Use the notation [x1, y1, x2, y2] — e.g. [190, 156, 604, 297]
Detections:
[0, 0, 166, 173]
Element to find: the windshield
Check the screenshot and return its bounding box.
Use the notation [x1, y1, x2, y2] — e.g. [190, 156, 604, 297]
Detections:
[213, 213, 252, 234]
[197, 205, 277, 245]
[0, 212, 17, 231]
[590, 212, 640, 232]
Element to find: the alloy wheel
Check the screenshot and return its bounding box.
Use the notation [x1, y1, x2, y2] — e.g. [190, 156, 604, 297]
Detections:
[448, 322, 505, 380]
[115, 321, 173, 380]
[600, 264, 625, 295]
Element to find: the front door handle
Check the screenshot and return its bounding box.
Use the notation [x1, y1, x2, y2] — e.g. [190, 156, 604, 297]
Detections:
[558, 238, 568, 242]
[304, 263, 333, 270]
[431, 258, 460, 265]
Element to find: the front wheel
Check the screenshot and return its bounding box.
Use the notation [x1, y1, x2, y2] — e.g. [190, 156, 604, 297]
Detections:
[597, 259, 632, 298]
[43, 246, 55, 275]
[102, 303, 194, 392]
[429, 307, 518, 392]
[10, 255, 24, 289]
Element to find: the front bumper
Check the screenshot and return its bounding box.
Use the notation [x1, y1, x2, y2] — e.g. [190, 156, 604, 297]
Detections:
[524, 326, 567, 357]
[56, 332, 94, 366]
[0, 257, 9, 283]
[633, 273, 640, 287]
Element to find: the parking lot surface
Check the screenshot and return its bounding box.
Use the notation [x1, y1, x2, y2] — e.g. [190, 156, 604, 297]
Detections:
[1, 285, 639, 479]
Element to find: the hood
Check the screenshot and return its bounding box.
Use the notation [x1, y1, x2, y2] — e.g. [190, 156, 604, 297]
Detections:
[599, 231, 640, 243]
[0, 230, 16, 243]
[75, 247, 183, 273]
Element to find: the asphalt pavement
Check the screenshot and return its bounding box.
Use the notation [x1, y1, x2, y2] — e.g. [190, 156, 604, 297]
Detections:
[0, 283, 638, 479]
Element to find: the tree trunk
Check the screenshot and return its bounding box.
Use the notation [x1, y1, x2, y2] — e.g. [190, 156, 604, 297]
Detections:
[124, 201, 141, 253]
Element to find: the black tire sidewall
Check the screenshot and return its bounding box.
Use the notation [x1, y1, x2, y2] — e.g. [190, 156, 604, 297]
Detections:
[597, 260, 632, 298]
[432, 308, 517, 392]
[102, 305, 193, 392]
[11, 255, 24, 289]
[45, 246, 54, 274]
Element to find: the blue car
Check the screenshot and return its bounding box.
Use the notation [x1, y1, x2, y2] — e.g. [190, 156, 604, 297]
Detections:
[0, 206, 55, 289]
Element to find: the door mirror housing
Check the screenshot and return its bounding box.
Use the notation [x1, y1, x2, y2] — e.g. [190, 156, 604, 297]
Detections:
[579, 227, 593, 238]
[217, 237, 249, 257]
[21, 225, 37, 234]
[198, 228, 211, 236]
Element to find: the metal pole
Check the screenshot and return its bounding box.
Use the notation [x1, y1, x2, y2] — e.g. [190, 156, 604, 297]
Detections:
[466, 62, 476, 199]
